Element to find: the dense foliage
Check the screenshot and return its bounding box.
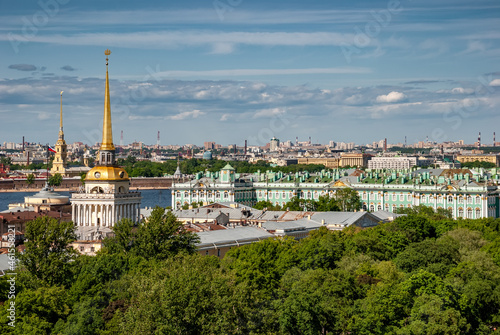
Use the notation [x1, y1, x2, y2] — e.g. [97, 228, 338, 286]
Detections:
[2, 207, 500, 334]
[117, 156, 326, 177]
[254, 188, 361, 212]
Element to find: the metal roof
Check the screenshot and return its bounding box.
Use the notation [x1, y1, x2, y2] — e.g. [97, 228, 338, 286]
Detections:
[196, 226, 273, 246]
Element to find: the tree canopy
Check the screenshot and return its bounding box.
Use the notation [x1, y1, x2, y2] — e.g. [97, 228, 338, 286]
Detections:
[3, 211, 500, 334]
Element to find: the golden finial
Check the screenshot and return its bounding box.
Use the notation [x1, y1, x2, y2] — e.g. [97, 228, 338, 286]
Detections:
[105, 49, 111, 56]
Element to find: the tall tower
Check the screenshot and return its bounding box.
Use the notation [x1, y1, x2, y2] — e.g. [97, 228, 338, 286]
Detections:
[51, 91, 68, 175]
[71, 50, 142, 229]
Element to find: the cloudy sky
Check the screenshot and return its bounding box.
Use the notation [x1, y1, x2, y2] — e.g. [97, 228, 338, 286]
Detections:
[0, 0, 499, 147]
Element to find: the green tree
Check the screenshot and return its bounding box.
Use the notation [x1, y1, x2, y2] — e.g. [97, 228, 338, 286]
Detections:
[120, 254, 251, 334]
[79, 172, 86, 185]
[18, 216, 78, 286]
[224, 237, 298, 292]
[334, 187, 361, 211]
[316, 194, 340, 212]
[279, 268, 359, 335]
[48, 173, 63, 187]
[0, 286, 71, 335]
[102, 219, 136, 255]
[135, 207, 199, 260]
[26, 173, 35, 188]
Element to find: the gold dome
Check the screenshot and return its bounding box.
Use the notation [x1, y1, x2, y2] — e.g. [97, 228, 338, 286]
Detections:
[86, 166, 129, 181]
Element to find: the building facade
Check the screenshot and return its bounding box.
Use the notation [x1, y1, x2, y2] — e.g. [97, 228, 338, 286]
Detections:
[368, 156, 417, 170]
[172, 166, 500, 220]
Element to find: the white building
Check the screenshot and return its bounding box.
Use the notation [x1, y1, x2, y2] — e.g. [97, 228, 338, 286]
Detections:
[368, 156, 417, 170]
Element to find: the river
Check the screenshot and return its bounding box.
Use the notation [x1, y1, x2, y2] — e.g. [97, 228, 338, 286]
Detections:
[0, 189, 172, 212]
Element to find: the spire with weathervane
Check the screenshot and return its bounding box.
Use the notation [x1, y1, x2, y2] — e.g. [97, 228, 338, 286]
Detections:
[51, 91, 67, 174]
[98, 49, 116, 166]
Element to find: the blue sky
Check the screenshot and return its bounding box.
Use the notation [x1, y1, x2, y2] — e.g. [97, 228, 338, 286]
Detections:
[0, 0, 499, 147]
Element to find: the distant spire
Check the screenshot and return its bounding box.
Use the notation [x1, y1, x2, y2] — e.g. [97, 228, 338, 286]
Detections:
[59, 91, 64, 140]
[100, 49, 115, 151]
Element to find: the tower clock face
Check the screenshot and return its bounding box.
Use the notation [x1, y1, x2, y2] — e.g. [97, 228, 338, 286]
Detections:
[94, 171, 101, 178]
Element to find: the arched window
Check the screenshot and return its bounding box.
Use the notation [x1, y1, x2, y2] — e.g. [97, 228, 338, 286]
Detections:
[458, 208, 464, 218]
[362, 204, 367, 211]
[475, 208, 481, 218]
[467, 208, 473, 218]
[467, 195, 472, 204]
[184, 191, 188, 197]
[377, 204, 382, 211]
[476, 196, 481, 204]
[392, 205, 396, 212]
[459, 196, 464, 204]
[369, 204, 375, 212]
[385, 203, 389, 210]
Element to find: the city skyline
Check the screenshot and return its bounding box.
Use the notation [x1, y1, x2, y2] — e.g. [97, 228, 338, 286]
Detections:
[1, 0, 499, 147]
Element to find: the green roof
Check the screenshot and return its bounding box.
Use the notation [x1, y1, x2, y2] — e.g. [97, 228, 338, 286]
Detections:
[221, 163, 235, 170]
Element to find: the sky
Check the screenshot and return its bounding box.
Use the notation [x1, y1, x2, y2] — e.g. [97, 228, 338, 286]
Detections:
[0, 0, 499, 148]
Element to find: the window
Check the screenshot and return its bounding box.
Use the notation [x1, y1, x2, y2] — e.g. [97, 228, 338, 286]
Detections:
[275, 192, 280, 199]
[369, 204, 375, 212]
[437, 196, 442, 203]
[448, 195, 453, 203]
[205, 251, 209, 255]
[392, 193, 396, 201]
[384, 193, 389, 201]
[282, 191, 286, 198]
[217, 249, 220, 257]
[392, 205, 396, 212]
[307, 191, 311, 199]
[377, 204, 382, 211]
[224, 192, 229, 199]
[467, 208, 473, 218]
[407, 194, 411, 201]
[363, 192, 367, 200]
[79, 246, 84, 252]
[421, 195, 426, 203]
[385, 204, 389, 210]
[177, 192, 181, 197]
[467, 196, 472, 204]
[459, 196, 464, 204]
[90, 247, 95, 252]
[458, 208, 464, 218]
[399, 193, 404, 201]
[476, 208, 481, 218]
[362, 204, 367, 211]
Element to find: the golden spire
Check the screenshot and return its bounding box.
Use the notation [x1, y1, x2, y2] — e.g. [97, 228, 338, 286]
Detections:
[59, 91, 64, 139]
[100, 49, 115, 151]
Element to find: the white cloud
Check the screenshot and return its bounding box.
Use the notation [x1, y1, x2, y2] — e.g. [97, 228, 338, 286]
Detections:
[253, 107, 286, 118]
[4, 31, 357, 51]
[158, 67, 370, 78]
[220, 113, 231, 121]
[167, 110, 205, 120]
[376, 91, 407, 103]
[490, 79, 500, 86]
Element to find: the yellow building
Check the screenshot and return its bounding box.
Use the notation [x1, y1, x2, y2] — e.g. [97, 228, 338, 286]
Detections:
[457, 154, 500, 167]
[51, 91, 68, 175]
[297, 157, 340, 168]
[340, 153, 371, 168]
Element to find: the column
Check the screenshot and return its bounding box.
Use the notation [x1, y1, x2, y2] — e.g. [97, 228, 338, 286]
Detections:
[72, 204, 75, 223]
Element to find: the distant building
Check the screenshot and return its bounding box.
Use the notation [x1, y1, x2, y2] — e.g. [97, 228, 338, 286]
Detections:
[270, 137, 280, 152]
[368, 156, 417, 170]
[457, 154, 500, 167]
